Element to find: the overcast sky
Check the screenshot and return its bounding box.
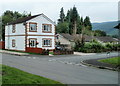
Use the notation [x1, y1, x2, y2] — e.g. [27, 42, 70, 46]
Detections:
[0, 0, 119, 23]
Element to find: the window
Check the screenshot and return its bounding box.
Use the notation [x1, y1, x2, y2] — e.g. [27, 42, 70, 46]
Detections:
[56, 36, 59, 39]
[12, 24, 16, 33]
[29, 39, 37, 47]
[12, 39, 15, 47]
[29, 22, 37, 32]
[42, 24, 52, 32]
[42, 39, 52, 47]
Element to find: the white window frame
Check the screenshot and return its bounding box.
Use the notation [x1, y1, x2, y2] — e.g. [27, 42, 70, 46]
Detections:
[42, 39, 52, 47]
[12, 39, 15, 47]
[42, 24, 51, 32]
[12, 24, 16, 33]
[29, 22, 37, 32]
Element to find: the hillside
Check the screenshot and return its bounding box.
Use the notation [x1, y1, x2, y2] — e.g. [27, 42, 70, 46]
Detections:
[92, 21, 119, 36]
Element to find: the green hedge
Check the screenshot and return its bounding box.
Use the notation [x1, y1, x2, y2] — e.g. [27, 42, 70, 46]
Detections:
[75, 40, 120, 53]
[78, 42, 105, 53]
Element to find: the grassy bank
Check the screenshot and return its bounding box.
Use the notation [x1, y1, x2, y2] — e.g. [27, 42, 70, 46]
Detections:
[1, 64, 65, 85]
[98, 57, 120, 66]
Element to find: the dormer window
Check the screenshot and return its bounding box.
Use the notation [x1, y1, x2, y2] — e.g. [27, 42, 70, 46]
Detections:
[29, 22, 37, 32]
[12, 24, 16, 33]
[42, 24, 52, 33]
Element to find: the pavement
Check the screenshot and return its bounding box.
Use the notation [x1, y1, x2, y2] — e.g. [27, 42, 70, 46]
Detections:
[81, 57, 120, 71]
[1, 52, 118, 84]
[0, 50, 96, 56]
[0, 50, 97, 57]
[74, 52, 96, 56]
[0, 50, 29, 56]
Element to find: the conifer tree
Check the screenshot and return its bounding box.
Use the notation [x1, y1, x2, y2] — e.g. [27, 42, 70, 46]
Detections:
[58, 7, 65, 24]
[84, 16, 92, 30]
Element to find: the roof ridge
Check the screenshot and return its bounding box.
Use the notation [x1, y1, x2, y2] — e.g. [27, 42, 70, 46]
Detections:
[7, 14, 42, 25]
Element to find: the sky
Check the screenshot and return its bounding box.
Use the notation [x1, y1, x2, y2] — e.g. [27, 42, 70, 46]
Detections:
[0, 0, 119, 23]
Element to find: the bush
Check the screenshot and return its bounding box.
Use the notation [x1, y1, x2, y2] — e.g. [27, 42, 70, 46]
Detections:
[105, 43, 113, 51]
[78, 42, 103, 53]
[42, 49, 49, 55]
[75, 39, 120, 53]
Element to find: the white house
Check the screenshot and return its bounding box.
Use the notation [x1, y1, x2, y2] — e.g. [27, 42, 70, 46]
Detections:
[5, 14, 55, 54]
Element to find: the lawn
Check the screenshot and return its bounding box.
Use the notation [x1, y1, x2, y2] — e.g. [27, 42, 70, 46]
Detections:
[1, 64, 65, 85]
[98, 57, 120, 66]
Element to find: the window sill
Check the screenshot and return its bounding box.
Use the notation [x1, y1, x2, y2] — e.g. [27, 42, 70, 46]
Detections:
[29, 31, 37, 32]
[42, 31, 52, 33]
[42, 46, 52, 47]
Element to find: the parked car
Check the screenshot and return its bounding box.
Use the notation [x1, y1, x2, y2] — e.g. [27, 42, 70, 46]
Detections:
[55, 45, 65, 50]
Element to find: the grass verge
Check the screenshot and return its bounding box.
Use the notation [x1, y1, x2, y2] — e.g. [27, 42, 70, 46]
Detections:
[1, 64, 65, 85]
[2, 49, 42, 55]
[98, 57, 120, 66]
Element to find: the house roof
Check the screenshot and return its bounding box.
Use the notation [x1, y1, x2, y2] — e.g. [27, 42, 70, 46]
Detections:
[59, 34, 93, 42]
[59, 33, 74, 41]
[83, 35, 94, 42]
[7, 14, 41, 25]
[58, 33, 118, 43]
[95, 36, 118, 42]
[7, 13, 55, 25]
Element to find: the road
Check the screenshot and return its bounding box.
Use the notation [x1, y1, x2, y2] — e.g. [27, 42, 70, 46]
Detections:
[1, 52, 119, 84]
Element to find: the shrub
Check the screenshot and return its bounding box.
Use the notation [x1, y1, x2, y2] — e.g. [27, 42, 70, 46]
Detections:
[78, 41, 106, 53]
[75, 39, 120, 53]
[105, 43, 113, 51]
[42, 49, 49, 55]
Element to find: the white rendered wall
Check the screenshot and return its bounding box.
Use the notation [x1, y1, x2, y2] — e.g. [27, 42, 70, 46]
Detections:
[5, 36, 25, 51]
[5, 23, 25, 51]
[5, 23, 25, 35]
[26, 15, 55, 50]
[27, 15, 55, 36]
[27, 36, 55, 50]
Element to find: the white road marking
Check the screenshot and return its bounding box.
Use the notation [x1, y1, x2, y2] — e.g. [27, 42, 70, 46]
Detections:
[48, 59, 56, 62]
[28, 57, 31, 58]
[48, 59, 87, 67]
[75, 64, 81, 66]
[33, 57, 36, 59]
[22, 56, 26, 58]
[80, 64, 87, 67]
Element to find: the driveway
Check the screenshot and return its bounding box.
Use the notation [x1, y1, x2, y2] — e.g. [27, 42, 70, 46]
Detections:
[1, 52, 118, 84]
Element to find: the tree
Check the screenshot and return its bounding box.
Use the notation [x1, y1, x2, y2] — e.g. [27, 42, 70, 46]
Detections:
[66, 10, 70, 23]
[84, 16, 92, 30]
[93, 30, 107, 36]
[58, 7, 65, 24]
[71, 6, 78, 34]
[56, 22, 69, 33]
[57, 6, 92, 35]
[0, 10, 31, 41]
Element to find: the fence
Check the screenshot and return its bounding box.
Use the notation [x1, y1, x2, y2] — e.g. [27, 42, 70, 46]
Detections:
[0, 41, 5, 49]
[53, 50, 73, 55]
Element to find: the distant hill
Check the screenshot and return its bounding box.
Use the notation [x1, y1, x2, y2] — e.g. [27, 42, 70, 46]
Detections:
[92, 21, 119, 36]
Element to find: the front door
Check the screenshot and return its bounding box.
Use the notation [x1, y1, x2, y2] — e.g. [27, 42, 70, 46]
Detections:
[29, 38, 37, 48]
